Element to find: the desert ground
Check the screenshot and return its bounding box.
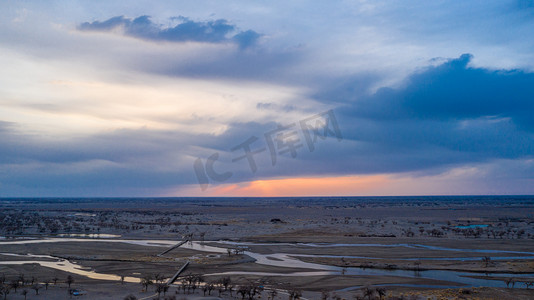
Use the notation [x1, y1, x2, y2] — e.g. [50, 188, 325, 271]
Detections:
[1, 196, 533, 299]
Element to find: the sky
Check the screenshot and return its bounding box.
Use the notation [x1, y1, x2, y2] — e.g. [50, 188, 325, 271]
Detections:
[1, 0, 534, 197]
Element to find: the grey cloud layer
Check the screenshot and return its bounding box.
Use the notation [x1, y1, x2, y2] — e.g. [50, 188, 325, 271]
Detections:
[78, 15, 261, 49]
[331, 54, 534, 173]
[2, 54, 534, 195]
[195, 54, 534, 182]
[2, 0, 534, 196]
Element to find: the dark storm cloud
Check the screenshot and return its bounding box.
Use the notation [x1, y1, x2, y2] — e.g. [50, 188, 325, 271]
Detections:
[186, 54, 534, 183]
[321, 54, 534, 173]
[0, 125, 201, 194]
[78, 15, 261, 49]
[337, 54, 534, 127]
[198, 54, 534, 182]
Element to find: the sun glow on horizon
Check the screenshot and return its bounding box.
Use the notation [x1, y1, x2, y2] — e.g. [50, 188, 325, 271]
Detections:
[178, 174, 392, 197]
[171, 165, 520, 197]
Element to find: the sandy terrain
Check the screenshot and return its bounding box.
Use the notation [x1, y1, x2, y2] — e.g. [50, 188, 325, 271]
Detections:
[1, 196, 534, 299]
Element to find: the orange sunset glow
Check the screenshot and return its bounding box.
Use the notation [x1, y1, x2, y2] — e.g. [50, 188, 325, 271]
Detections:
[196, 175, 392, 197]
[175, 166, 507, 197]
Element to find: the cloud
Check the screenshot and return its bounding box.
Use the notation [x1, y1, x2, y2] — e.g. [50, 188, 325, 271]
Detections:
[320, 54, 534, 174]
[0, 123, 203, 196]
[3, 2, 534, 196]
[232, 30, 261, 49]
[2, 51, 533, 196]
[78, 15, 261, 49]
[182, 54, 534, 188]
[348, 54, 534, 128]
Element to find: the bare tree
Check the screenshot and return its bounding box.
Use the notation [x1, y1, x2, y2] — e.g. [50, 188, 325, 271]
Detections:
[482, 256, 491, 268]
[269, 289, 279, 300]
[414, 261, 421, 271]
[219, 277, 231, 291]
[184, 274, 196, 287]
[218, 284, 225, 296]
[0, 284, 10, 300]
[375, 287, 386, 300]
[32, 284, 41, 295]
[195, 275, 205, 286]
[66, 275, 74, 289]
[156, 283, 168, 298]
[288, 289, 302, 300]
[154, 273, 163, 284]
[237, 286, 248, 299]
[505, 277, 512, 288]
[140, 275, 153, 292]
[363, 286, 374, 300]
[10, 280, 19, 292]
[207, 283, 215, 295]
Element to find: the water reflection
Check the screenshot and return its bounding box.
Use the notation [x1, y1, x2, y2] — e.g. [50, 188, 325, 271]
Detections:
[56, 233, 120, 238]
[0, 253, 140, 283]
[1, 238, 533, 289]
